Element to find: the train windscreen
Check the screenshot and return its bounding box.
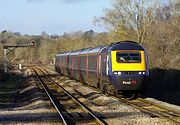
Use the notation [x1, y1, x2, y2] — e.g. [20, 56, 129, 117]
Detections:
[116, 52, 141, 63]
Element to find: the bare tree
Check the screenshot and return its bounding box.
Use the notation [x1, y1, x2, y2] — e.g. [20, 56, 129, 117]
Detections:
[94, 0, 160, 44]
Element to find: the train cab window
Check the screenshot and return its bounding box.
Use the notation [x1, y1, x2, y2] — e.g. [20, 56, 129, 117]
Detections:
[116, 52, 141, 63]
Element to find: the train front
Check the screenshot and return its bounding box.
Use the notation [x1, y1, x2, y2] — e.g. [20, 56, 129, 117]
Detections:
[109, 42, 149, 98]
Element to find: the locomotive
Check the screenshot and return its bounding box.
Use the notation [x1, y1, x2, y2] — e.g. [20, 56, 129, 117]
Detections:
[55, 41, 149, 99]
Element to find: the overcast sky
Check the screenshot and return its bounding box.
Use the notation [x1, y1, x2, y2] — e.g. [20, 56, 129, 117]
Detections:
[0, 0, 110, 35]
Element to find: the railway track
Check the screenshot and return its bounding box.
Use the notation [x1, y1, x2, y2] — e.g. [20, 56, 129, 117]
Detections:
[85, 82, 180, 125]
[32, 67, 107, 125]
[74, 87, 180, 125]
[118, 97, 180, 124]
[37, 67, 180, 124]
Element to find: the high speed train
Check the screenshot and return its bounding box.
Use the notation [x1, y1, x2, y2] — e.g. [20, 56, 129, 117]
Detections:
[55, 41, 149, 99]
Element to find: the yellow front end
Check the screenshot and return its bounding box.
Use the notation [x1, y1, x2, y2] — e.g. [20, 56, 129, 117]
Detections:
[111, 50, 146, 72]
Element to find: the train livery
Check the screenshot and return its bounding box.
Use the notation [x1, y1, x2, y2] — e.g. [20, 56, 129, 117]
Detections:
[55, 41, 149, 99]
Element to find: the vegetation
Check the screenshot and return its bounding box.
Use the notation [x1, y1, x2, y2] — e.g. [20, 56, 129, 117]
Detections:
[0, 0, 179, 70]
[94, 0, 180, 69]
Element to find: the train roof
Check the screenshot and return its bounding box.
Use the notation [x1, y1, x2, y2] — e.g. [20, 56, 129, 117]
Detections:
[56, 51, 71, 56]
[56, 40, 145, 56]
[88, 45, 106, 54]
[79, 48, 92, 55]
[110, 41, 144, 51]
[68, 50, 81, 55]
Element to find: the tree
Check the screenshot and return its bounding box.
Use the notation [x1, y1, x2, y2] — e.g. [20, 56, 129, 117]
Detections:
[82, 30, 94, 43]
[41, 31, 49, 38]
[0, 30, 9, 44]
[94, 0, 160, 44]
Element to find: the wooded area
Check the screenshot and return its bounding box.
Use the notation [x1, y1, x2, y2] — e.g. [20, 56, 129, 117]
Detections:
[0, 0, 179, 69]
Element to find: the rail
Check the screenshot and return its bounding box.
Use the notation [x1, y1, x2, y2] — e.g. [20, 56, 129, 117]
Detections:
[33, 67, 107, 125]
[118, 98, 180, 124]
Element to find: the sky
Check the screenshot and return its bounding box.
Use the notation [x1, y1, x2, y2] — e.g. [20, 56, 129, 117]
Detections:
[0, 0, 110, 35]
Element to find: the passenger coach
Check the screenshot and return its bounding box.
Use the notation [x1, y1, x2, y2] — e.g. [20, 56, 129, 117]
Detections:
[55, 41, 149, 99]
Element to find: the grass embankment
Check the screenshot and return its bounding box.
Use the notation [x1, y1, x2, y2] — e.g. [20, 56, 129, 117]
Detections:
[142, 68, 180, 105]
[0, 72, 21, 108]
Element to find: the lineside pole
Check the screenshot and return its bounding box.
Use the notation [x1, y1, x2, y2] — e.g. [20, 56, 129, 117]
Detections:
[2, 42, 34, 73]
[3, 48, 7, 73]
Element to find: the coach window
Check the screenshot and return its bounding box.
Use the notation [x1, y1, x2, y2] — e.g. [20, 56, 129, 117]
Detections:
[74, 56, 78, 70]
[80, 56, 86, 70]
[89, 55, 97, 71]
[69, 56, 71, 68]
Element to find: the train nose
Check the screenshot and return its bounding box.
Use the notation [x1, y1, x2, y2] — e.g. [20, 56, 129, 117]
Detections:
[110, 76, 144, 91]
[131, 80, 137, 85]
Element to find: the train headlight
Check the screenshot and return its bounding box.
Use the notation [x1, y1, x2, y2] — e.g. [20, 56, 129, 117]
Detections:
[138, 72, 145, 75]
[114, 71, 121, 75]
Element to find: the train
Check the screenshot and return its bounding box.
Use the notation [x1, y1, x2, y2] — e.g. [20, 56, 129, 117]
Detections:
[55, 41, 149, 99]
